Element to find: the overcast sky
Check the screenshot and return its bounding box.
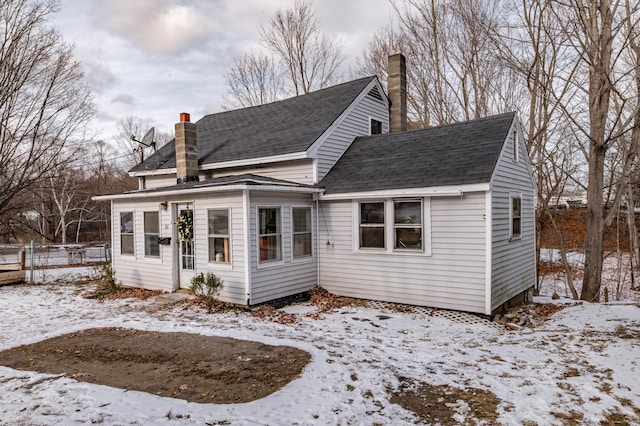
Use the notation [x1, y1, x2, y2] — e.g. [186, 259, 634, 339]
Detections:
[53, 0, 396, 146]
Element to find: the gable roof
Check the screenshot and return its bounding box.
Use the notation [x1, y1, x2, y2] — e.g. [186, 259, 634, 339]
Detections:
[130, 76, 378, 174]
[320, 112, 516, 194]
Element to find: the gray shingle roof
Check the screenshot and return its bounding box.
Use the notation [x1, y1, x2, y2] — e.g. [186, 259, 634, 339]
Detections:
[320, 112, 516, 194]
[130, 77, 377, 173]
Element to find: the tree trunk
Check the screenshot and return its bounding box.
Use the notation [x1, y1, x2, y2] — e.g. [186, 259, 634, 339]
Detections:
[582, 143, 606, 302]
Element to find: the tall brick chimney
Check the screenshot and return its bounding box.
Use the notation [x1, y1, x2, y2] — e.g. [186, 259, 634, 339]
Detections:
[175, 112, 199, 184]
[388, 53, 407, 133]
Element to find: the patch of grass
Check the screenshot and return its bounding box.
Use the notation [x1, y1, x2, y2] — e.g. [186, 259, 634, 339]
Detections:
[389, 376, 500, 425]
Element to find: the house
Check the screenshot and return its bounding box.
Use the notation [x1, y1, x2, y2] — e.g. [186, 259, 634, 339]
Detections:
[94, 54, 536, 316]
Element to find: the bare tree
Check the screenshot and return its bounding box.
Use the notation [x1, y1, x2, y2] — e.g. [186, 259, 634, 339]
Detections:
[0, 0, 94, 234]
[115, 116, 171, 168]
[260, 0, 345, 95]
[223, 50, 284, 109]
[549, 0, 640, 302]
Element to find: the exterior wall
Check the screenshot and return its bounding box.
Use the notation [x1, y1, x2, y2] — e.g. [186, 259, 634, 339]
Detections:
[318, 193, 488, 313]
[144, 175, 177, 189]
[203, 159, 315, 185]
[112, 199, 174, 292]
[111, 192, 248, 305]
[490, 122, 536, 312]
[314, 91, 389, 181]
[248, 192, 317, 304]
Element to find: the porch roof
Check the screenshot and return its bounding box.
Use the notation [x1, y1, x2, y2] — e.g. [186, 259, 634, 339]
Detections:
[93, 174, 322, 201]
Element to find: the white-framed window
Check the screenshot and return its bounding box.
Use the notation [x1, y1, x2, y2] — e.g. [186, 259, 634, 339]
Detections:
[393, 200, 423, 250]
[513, 130, 519, 162]
[370, 118, 382, 135]
[510, 194, 522, 239]
[208, 209, 230, 263]
[259, 207, 282, 262]
[292, 207, 312, 258]
[120, 211, 134, 255]
[359, 201, 385, 249]
[143, 211, 159, 257]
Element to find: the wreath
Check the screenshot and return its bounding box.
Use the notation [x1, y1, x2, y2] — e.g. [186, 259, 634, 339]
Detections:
[176, 210, 193, 241]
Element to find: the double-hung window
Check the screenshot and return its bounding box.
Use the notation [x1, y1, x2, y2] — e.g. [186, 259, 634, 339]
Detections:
[510, 195, 522, 239]
[359, 202, 385, 249]
[120, 212, 134, 255]
[208, 209, 230, 263]
[292, 207, 312, 258]
[144, 211, 159, 257]
[259, 207, 281, 262]
[394, 200, 422, 250]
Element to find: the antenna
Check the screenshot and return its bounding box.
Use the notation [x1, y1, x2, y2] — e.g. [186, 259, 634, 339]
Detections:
[131, 127, 156, 163]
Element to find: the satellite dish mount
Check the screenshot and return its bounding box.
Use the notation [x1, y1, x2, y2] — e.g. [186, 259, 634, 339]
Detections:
[131, 127, 156, 163]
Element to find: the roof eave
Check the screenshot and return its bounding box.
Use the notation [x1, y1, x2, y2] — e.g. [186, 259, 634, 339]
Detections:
[318, 182, 490, 200]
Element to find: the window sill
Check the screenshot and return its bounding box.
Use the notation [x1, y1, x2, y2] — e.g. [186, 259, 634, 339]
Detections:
[291, 255, 314, 264]
[207, 261, 233, 270]
[354, 248, 432, 257]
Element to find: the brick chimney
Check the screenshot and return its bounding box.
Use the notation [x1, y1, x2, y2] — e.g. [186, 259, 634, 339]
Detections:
[388, 53, 407, 133]
[175, 112, 199, 184]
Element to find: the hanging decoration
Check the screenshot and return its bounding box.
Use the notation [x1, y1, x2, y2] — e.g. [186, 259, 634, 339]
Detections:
[176, 209, 193, 241]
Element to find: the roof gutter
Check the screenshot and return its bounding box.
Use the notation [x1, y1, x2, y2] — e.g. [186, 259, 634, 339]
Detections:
[318, 183, 490, 201]
[93, 183, 323, 201]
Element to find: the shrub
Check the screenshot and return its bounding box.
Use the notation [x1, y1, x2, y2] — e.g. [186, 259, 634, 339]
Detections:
[190, 272, 224, 313]
[86, 262, 120, 299]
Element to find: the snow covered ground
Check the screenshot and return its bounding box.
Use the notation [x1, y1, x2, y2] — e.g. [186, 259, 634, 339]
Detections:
[0, 276, 638, 425]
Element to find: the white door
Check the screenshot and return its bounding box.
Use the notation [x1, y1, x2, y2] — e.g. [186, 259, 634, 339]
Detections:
[176, 203, 195, 288]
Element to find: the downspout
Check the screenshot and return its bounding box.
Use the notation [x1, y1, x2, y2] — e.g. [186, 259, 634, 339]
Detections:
[243, 189, 252, 305]
[485, 190, 493, 316]
[316, 198, 320, 289]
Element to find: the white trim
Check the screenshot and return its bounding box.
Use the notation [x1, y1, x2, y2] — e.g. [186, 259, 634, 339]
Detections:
[320, 183, 489, 201]
[290, 205, 314, 261]
[206, 207, 232, 266]
[509, 191, 523, 241]
[315, 199, 320, 287]
[485, 190, 493, 316]
[312, 158, 318, 184]
[242, 190, 251, 304]
[369, 116, 383, 135]
[256, 205, 284, 268]
[352, 198, 432, 256]
[128, 152, 310, 177]
[200, 152, 309, 171]
[142, 210, 161, 258]
[130, 168, 177, 177]
[93, 183, 323, 201]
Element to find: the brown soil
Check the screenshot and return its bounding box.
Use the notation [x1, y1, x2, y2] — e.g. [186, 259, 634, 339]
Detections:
[389, 376, 501, 425]
[0, 327, 310, 404]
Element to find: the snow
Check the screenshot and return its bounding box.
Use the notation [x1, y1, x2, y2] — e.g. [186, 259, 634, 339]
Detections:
[0, 274, 638, 425]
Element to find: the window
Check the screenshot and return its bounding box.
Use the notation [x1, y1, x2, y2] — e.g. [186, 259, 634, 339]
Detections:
[511, 195, 522, 239]
[370, 118, 382, 135]
[394, 200, 422, 250]
[359, 202, 385, 248]
[120, 212, 134, 255]
[292, 207, 312, 258]
[144, 212, 159, 257]
[513, 130, 519, 162]
[259, 207, 281, 262]
[208, 209, 230, 263]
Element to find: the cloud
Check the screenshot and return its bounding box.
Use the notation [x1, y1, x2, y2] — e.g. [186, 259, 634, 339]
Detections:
[89, 0, 227, 55]
[111, 94, 135, 105]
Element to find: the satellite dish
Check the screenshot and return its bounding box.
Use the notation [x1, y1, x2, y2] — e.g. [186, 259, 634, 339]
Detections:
[141, 127, 155, 149]
[131, 127, 156, 151]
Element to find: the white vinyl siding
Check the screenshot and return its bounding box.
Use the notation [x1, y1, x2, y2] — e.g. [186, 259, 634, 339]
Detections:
[203, 159, 315, 185]
[249, 192, 316, 305]
[490, 122, 536, 312]
[315, 90, 388, 181]
[113, 202, 173, 292]
[319, 193, 487, 314]
[111, 193, 248, 304]
[143, 175, 176, 189]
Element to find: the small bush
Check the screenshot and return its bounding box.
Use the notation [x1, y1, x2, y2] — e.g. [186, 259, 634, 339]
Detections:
[190, 272, 223, 313]
[86, 262, 120, 299]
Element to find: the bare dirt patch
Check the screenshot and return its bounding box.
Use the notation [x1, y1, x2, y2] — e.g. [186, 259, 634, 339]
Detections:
[0, 327, 310, 404]
[389, 376, 501, 425]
